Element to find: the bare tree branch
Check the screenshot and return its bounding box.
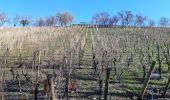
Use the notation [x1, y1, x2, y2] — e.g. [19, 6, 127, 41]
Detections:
[0, 12, 8, 26]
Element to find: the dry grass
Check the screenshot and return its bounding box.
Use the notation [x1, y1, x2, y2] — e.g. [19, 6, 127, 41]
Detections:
[0, 26, 84, 57]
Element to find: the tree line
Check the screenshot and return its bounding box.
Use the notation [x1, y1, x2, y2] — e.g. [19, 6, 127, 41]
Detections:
[0, 10, 170, 27]
[0, 11, 74, 27]
[91, 10, 170, 27]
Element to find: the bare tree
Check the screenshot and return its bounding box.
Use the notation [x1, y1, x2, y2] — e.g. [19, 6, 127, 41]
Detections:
[56, 12, 74, 26]
[109, 15, 119, 26]
[91, 14, 99, 25]
[35, 17, 46, 27]
[91, 12, 110, 25]
[98, 12, 110, 25]
[45, 16, 57, 26]
[19, 15, 32, 27]
[13, 15, 20, 27]
[148, 19, 155, 27]
[159, 17, 169, 27]
[135, 14, 146, 26]
[118, 10, 134, 26]
[0, 12, 8, 26]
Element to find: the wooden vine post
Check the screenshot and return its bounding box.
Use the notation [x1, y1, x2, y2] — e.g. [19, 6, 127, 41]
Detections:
[33, 51, 36, 70]
[4, 48, 10, 67]
[0, 70, 4, 100]
[104, 67, 111, 100]
[65, 76, 69, 100]
[34, 83, 39, 100]
[156, 44, 162, 79]
[33, 50, 41, 83]
[16, 71, 21, 92]
[34, 50, 41, 100]
[162, 76, 170, 97]
[138, 61, 156, 100]
[18, 53, 22, 65]
[37, 50, 41, 81]
[48, 77, 56, 100]
[63, 64, 69, 100]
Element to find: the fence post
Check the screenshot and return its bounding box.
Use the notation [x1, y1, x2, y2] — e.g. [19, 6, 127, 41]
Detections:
[138, 61, 156, 100]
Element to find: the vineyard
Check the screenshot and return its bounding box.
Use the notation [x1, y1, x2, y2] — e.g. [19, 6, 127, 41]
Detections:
[0, 26, 170, 100]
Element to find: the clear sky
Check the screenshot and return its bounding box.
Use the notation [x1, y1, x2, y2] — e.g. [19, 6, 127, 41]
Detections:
[0, 0, 170, 24]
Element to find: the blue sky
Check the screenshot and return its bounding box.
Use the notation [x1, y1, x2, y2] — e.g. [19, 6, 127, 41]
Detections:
[0, 0, 170, 24]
